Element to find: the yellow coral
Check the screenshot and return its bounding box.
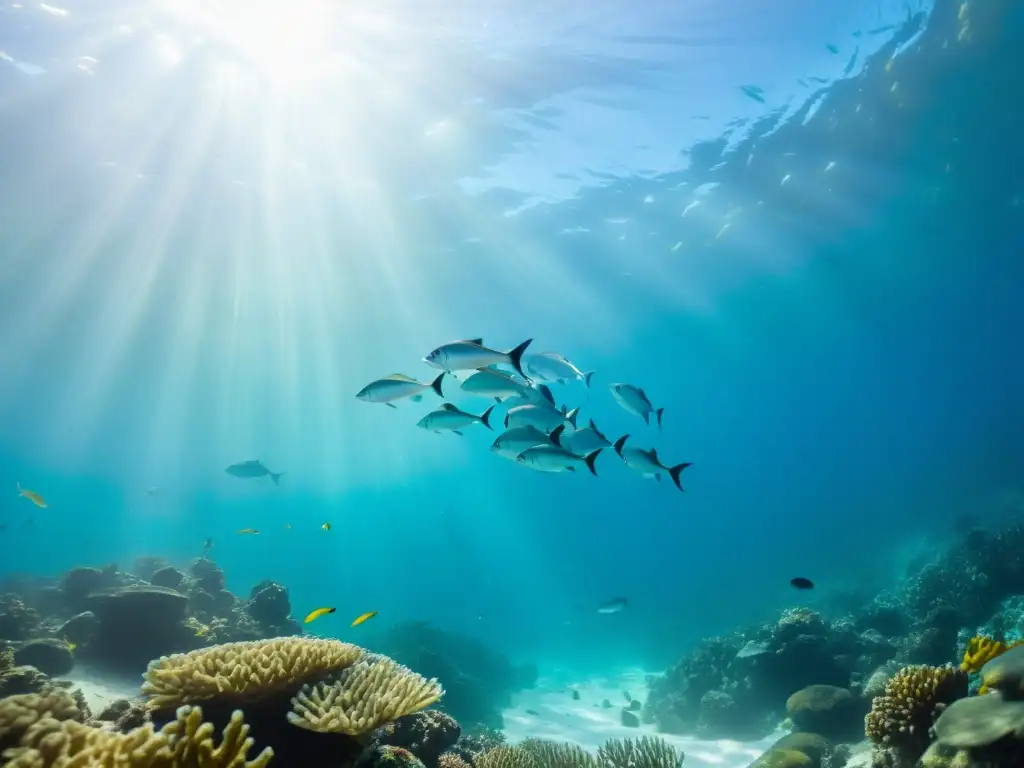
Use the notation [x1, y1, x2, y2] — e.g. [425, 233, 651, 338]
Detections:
[2, 705, 272, 768]
[597, 736, 683, 768]
[865, 664, 967, 761]
[142, 637, 363, 709]
[960, 635, 1019, 673]
[287, 655, 443, 736]
[0, 691, 83, 745]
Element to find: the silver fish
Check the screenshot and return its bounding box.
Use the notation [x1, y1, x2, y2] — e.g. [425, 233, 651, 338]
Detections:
[562, 418, 610, 455]
[609, 383, 664, 429]
[460, 367, 552, 404]
[490, 426, 553, 460]
[612, 435, 692, 491]
[516, 444, 602, 475]
[597, 597, 628, 614]
[525, 352, 594, 387]
[224, 460, 285, 485]
[504, 402, 579, 433]
[356, 372, 445, 406]
[424, 337, 532, 379]
[417, 403, 495, 435]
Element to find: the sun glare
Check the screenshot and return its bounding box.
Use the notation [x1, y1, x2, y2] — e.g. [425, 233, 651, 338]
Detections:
[157, 0, 336, 85]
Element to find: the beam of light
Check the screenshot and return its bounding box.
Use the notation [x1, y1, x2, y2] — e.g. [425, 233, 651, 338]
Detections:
[153, 0, 337, 87]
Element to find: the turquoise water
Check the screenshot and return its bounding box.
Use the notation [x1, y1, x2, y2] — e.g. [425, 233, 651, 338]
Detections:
[0, 0, 1019, 679]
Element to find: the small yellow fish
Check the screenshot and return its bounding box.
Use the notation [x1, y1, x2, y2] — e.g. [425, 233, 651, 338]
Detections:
[304, 607, 336, 624]
[237, 528, 260, 535]
[65, 641, 76, 653]
[17, 483, 47, 509]
[321, 521, 332, 531]
[351, 611, 378, 627]
[195, 625, 209, 637]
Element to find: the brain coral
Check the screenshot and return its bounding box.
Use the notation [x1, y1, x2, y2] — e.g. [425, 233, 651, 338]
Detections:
[287, 655, 443, 736]
[865, 664, 967, 761]
[142, 636, 363, 709]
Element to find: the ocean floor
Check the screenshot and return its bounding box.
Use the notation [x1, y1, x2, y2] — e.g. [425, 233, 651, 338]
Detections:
[65, 663, 141, 714]
[501, 669, 782, 767]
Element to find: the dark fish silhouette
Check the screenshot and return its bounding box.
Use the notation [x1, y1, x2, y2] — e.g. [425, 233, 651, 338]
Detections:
[790, 577, 814, 590]
[225, 460, 285, 485]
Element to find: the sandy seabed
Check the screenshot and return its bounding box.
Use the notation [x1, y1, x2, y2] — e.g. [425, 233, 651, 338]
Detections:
[500, 669, 782, 767]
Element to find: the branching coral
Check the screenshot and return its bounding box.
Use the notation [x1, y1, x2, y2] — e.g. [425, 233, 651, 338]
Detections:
[0, 691, 83, 747]
[287, 656, 443, 736]
[141, 637, 363, 709]
[520, 738, 599, 768]
[2, 705, 272, 768]
[478, 746, 538, 768]
[864, 664, 967, 763]
[597, 736, 684, 768]
[960, 635, 1024, 680]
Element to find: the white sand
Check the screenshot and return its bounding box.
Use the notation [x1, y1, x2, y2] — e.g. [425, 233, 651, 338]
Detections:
[501, 670, 783, 767]
[63, 664, 142, 714]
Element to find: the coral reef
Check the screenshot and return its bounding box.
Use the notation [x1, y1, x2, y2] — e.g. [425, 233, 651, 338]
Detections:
[864, 664, 968, 765]
[597, 736, 684, 768]
[0, 557, 312, 678]
[376, 621, 536, 730]
[374, 710, 461, 767]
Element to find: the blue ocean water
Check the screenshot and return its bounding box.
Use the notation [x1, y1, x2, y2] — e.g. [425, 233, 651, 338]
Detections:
[0, 0, 1019, 688]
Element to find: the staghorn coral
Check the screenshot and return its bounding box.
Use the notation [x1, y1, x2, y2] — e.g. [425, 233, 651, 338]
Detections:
[597, 736, 684, 768]
[865, 664, 967, 765]
[142, 636, 363, 709]
[288, 655, 443, 736]
[478, 746, 538, 768]
[2, 704, 272, 768]
[519, 739, 599, 768]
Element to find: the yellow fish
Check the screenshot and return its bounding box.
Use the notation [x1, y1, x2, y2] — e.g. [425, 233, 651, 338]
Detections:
[321, 521, 332, 531]
[65, 641, 76, 653]
[351, 611, 378, 627]
[237, 528, 260, 535]
[304, 607, 336, 624]
[17, 483, 47, 509]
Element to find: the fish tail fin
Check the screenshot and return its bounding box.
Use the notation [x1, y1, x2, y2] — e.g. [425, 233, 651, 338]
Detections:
[507, 338, 533, 379]
[538, 384, 555, 404]
[550, 424, 566, 447]
[565, 406, 580, 429]
[584, 371, 595, 388]
[504, 412, 511, 428]
[656, 407, 665, 430]
[480, 405, 496, 430]
[613, 435, 629, 457]
[669, 462, 692, 492]
[431, 373, 445, 398]
[584, 449, 602, 476]
[270, 472, 285, 485]
[454, 431, 464, 436]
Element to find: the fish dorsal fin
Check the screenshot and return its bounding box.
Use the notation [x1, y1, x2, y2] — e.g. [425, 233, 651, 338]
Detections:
[638, 387, 649, 400]
[385, 373, 418, 382]
[440, 403, 460, 412]
[465, 338, 484, 345]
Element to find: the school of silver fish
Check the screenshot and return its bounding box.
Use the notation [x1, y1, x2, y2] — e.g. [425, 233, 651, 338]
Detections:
[355, 337, 693, 491]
